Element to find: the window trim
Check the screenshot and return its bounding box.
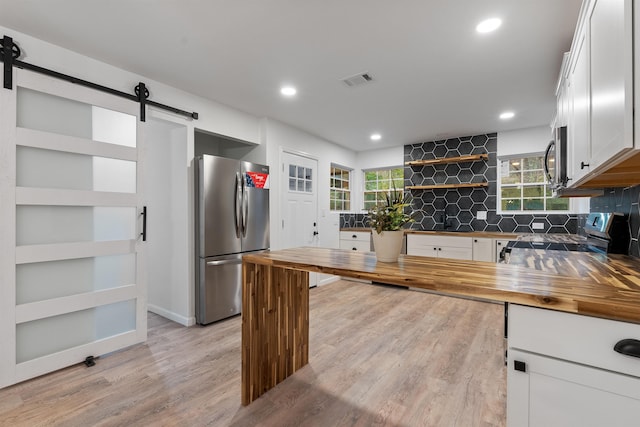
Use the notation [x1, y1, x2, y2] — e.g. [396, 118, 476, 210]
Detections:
[497, 153, 573, 215]
[330, 163, 352, 212]
[362, 165, 405, 212]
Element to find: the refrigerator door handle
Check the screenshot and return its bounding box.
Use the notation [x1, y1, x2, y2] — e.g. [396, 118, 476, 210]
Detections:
[206, 258, 242, 266]
[235, 172, 242, 238]
[241, 172, 248, 237]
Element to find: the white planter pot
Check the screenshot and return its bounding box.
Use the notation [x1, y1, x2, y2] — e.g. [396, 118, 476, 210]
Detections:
[371, 230, 404, 262]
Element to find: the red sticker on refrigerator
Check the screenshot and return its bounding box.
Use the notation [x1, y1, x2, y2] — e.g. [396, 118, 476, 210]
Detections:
[246, 172, 270, 189]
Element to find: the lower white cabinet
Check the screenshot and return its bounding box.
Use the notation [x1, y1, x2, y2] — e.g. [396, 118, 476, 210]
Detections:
[406, 235, 472, 260]
[339, 231, 371, 252]
[507, 304, 640, 426]
[472, 237, 494, 262]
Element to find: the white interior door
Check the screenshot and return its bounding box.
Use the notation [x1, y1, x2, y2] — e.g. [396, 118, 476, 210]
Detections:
[281, 150, 318, 287]
[0, 69, 146, 388]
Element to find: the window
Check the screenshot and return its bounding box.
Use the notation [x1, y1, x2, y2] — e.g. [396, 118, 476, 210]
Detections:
[330, 165, 351, 211]
[499, 155, 569, 212]
[288, 164, 313, 193]
[363, 167, 404, 211]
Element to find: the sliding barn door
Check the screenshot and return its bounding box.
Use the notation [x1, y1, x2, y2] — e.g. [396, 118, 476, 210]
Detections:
[0, 69, 146, 388]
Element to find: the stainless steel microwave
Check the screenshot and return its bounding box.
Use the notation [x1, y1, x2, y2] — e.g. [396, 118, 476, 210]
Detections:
[544, 126, 568, 189]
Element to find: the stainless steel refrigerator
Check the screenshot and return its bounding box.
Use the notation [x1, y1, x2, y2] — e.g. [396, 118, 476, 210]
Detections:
[195, 155, 270, 325]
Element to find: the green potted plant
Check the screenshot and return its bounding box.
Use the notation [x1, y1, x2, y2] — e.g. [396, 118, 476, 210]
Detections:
[367, 187, 414, 262]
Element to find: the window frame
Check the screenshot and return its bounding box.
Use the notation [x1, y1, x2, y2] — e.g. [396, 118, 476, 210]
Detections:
[497, 153, 572, 215]
[362, 166, 405, 212]
[329, 164, 352, 212]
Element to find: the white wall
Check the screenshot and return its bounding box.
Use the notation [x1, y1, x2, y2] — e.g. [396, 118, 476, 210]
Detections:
[497, 125, 552, 157]
[354, 146, 404, 211]
[263, 118, 357, 255]
[1, 25, 261, 144]
[145, 118, 192, 326]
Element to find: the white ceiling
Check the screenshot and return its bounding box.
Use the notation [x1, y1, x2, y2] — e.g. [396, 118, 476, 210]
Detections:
[0, 0, 582, 152]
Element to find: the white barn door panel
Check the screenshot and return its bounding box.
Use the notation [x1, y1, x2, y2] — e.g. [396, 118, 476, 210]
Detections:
[0, 69, 147, 388]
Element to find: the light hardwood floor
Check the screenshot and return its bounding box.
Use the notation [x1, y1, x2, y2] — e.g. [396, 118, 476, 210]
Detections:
[0, 280, 506, 427]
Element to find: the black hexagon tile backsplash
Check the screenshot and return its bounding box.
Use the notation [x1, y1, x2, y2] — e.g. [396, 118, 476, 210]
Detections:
[341, 133, 640, 255]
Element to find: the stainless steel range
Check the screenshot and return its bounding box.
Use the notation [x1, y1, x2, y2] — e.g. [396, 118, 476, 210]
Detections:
[503, 212, 631, 258]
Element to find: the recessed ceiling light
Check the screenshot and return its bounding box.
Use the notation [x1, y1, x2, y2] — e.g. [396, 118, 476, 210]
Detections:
[280, 86, 297, 97]
[370, 133, 382, 141]
[476, 18, 502, 33]
[499, 111, 515, 120]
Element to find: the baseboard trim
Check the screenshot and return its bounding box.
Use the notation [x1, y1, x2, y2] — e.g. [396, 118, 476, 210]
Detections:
[317, 275, 341, 286]
[147, 304, 195, 326]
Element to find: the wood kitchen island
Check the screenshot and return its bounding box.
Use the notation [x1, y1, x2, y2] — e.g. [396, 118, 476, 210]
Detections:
[241, 247, 640, 406]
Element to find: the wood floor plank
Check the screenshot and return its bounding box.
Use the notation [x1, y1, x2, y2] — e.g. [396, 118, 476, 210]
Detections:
[0, 280, 505, 426]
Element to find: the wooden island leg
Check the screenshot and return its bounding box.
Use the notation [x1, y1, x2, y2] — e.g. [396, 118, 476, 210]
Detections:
[241, 261, 309, 405]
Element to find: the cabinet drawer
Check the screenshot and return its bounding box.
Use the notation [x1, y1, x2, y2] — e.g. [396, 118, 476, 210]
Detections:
[339, 231, 371, 242]
[339, 239, 371, 251]
[509, 304, 640, 378]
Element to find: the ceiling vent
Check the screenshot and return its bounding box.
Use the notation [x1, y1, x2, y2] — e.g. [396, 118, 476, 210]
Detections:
[341, 72, 374, 87]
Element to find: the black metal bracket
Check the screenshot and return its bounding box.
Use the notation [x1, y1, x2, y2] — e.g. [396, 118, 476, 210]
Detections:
[84, 355, 96, 367]
[1, 35, 20, 89]
[0, 35, 198, 122]
[135, 82, 149, 122]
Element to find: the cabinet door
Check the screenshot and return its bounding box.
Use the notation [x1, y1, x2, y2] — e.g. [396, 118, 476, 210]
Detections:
[406, 235, 437, 257]
[472, 238, 494, 262]
[507, 349, 640, 427]
[568, 27, 591, 184]
[437, 246, 472, 260]
[589, 0, 633, 170]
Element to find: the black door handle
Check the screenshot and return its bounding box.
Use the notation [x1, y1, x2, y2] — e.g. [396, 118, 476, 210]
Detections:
[140, 206, 147, 242]
[313, 231, 319, 236]
[614, 339, 640, 358]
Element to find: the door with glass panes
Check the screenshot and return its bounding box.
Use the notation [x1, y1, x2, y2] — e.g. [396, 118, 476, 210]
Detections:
[0, 69, 146, 388]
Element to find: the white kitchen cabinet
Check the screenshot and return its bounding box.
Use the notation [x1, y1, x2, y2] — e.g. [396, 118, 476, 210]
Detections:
[471, 238, 494, 262]
[588, 0, 633, 172]
[507, 304, 640, 426]
[568, 24, 591, 184]
[561, 0, 639, 188]
[406, 234, 472, 260]
[339, 231, 371, 252]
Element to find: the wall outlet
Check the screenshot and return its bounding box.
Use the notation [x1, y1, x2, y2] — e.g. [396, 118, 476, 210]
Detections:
[532, 222, 544, 230]
[477, 211, 487, 220]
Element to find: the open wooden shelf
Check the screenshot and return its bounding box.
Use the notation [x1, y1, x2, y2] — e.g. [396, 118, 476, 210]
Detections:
[406, 182, 488, 190]
[405, 153, 488, 166]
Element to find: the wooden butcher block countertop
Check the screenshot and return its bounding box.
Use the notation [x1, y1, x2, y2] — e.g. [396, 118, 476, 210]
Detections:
[243, 247, 640, 324]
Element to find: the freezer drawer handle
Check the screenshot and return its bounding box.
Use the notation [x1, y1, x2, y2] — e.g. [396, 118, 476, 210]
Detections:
[206, 259, 242, 266]
[614, 339, 640, 358]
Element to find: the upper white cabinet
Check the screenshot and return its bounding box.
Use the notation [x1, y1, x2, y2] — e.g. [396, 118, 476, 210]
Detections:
[588, 0, 634, 171]
[568, 26, 591, 184]
[560, 0, 640, 188]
